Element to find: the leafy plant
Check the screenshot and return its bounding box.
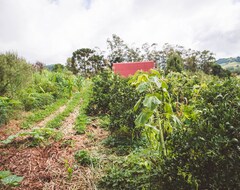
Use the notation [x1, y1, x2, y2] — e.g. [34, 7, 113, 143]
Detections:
[0, 96, 22, 126]
[0, 170, 24, 187]
[1, 127, 62, 146]
[131, 70, 180, 155]
[74, 150, 98, 166]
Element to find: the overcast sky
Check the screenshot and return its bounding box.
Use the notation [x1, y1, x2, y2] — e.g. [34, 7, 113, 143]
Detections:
[0, 0, 240, 64]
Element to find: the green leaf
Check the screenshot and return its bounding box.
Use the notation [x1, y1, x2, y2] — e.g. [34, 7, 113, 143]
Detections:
[135, 110, 153, 126]
[143, 95, 161, 110]
[136, 82, 149, 93]
[1, 175, 24, 186]
[133, 98, 142, 112]
[0, 171, 11, 179]
[164, 103, 173, 114]
[149, 76, 162, 88]
[161, 81, 168, 89]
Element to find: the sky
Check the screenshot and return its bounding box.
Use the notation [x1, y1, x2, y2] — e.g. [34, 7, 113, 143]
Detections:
[0, 0, 240, 64]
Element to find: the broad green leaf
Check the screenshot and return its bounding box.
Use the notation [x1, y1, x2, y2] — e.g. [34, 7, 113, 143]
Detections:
[133, 98, 142, 112]
[135, 110, 153, 126]
[136, 82, 149, 93]
[0, 171, 11, 179]
[1, 175, 24, 186]
[161, 81, 168, 89]
[143, 95, 161, 110]
[149, 76, 162, 88]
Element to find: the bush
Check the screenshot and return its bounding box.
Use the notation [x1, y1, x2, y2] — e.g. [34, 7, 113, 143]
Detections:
[20, 92, 54, 111]
[0, 96, 21, 126]
[0, 52, 32, 97]
[108, 74, 141, 138]
[87, 70, 141, 139]
[99, 72, 240, 190]
[87, 70, 113, 115]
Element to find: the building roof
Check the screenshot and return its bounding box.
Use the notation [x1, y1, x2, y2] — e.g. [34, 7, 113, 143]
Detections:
[112, 61, 154, 77]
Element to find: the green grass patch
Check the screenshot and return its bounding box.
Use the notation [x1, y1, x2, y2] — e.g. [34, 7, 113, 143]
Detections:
[21, 98, 68, 129]
[46, 93, 81, 129]
[74, 80, 92, 134]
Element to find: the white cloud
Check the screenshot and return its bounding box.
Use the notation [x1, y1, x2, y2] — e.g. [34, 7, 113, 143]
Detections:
[0, 0, 240, 64]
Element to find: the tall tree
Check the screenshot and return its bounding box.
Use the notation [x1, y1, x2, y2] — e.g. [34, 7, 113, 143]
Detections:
[68, 48, 105, 76]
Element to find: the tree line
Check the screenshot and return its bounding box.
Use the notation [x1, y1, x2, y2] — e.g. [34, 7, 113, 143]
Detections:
[66, 34, 230, 77]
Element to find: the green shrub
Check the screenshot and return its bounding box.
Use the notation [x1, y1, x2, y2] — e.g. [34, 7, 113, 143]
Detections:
[87, 71, 141, 139]
[0, 96, 22, 126]
[99, 72, 240, 190]
[20, 92, 54, 111]
[0, 52, 32, 97]
[87, 70, 113, 115]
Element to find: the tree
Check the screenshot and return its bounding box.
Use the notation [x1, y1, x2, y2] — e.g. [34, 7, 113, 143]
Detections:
[68, 48, 105, 76]
[199, 50, 216, 74]
[0, 52, 32, 97]
[166, 52, 184, 73]
[107, 34, 142, 66]
[52, 63, 65, 72]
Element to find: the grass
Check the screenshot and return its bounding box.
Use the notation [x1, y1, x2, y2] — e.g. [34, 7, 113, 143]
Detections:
[46, 93, 82, 129]
[74, 80, 92, 134]
[21, 98, 68, 129]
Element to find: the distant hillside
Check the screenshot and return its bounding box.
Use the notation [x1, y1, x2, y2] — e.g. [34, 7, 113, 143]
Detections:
[217, 56, 240, 74]
[217, 56, 240, 64]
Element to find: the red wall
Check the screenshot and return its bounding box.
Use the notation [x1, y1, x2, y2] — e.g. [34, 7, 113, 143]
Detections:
[112, 61, 154, 77]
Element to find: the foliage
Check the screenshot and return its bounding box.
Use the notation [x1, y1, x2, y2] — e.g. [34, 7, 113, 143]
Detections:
[131, 70, 180, 155]
[0, 170, 23, 187]
[0, 52, 32, 97]
[108, 74, 141, 138]
[99, 71, 240, 189]
[87, 70, 141, 139]
[74, 150, 97, 166]
[18, 69, 78, 111]
[166, 52, 183, 73]
[0, 96, 22, 126]
[67, 48, 106, 76]
[87, 70, 114, 115]
[1, 127, 62, 146]
[20, 92, 54, 111]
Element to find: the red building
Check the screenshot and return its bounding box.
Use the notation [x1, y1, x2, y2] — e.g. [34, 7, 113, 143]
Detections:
[112, 61, 155, 77]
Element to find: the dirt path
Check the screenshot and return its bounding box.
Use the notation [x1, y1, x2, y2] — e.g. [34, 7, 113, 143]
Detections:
[36, 105, 67, 128]
[59, 105, 79, 137]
